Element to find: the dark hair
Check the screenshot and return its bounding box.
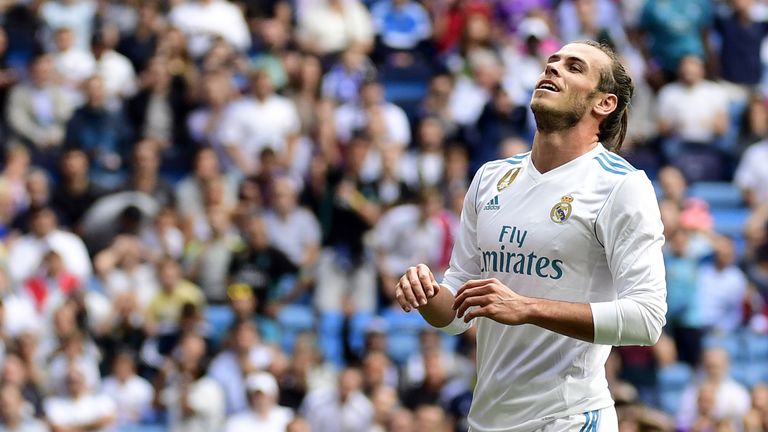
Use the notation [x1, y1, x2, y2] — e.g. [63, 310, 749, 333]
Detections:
[576, 40, 634, 152]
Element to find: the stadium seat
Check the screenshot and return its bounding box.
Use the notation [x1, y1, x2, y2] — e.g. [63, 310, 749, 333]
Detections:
[710, 208, 751, 238]
[703, 332, 742, 361]
[656, 362, 693, 415]
[277, 304, 316, 354]
[318, 312, 345, 367]
[204, 305, 234, 346]
[687, 182, 743, 209]
[381, 308, 429, 365]
[117, 425, 167, 432]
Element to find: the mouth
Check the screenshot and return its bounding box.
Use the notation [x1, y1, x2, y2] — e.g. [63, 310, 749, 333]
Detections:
[535, 80, 560, 92]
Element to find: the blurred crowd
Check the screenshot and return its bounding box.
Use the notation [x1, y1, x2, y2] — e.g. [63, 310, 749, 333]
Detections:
[0, 0, 767, 431]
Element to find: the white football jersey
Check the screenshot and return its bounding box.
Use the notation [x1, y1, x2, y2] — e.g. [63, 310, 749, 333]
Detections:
[440, 144, 667, 432]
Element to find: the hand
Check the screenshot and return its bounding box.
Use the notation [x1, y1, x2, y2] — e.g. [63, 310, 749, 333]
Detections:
[395, 264, 441, 312]
[452, 278, 533, 324]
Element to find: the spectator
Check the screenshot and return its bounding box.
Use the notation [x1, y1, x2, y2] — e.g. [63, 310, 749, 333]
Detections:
[298, 0, 374, 57]
[11, 169, 51, 234]
[50, 148, 109, 229]
[637, 0, 713, 83]
[734, 137, 768, 208]
[370, 0, 432, 64]
[557, 0, 627, 47]
[169, 0, 251, 58]
[144, 258, 205, 336]
[121, 139, 176, 208]
[100, 350, 154, 428]
[186, 72, 235, 168]
[0, 145, 32, 214]
[414, 404, 451, 432]
[63, 76, 133, 188]
[449, 49, 503, 128]
[90, 29, 138, 105]
[374, 188, 444, 301]
[95, 235, 159, 310]
[223, 371, 294, 432]
[176, 147, 238, 220]
[307, 139, 380, 316]
[158, 333, 226, 432]
[218, 69, 301, 176]
[472, 84, 528, 171]
[322, 47, 377, 105]
[40, 0, 97, 51]
[43, 367, 116, 432]
[744, 383, 768, 431]
[264, 175, 321, 270]
[209, 319, 277, 415]
[657, 55, 729, 149]
[139, 207, 185, 260]
[334, 79, 411, 147]
[228, 215, 298, 313]
[23, 250, 79, 316]
[116, 0, 160, 73]
[1, 352, 45, 418]
[47, 331, 102, 396]
[51, 27, 95, 93]
[126, 56, 192, 170]
[300, 367, 374, 432]
[714, 0, 768, 89]
[0, 383, 48, 432]
[697, 237, 748, 334]
[676, 348, 751, 430]
[6, 54, 73, 167]
[737, 93, 768, 150]
[183, 206, 239, 303]
[7, 206, 91, 284]
[401, 116, 446, 189]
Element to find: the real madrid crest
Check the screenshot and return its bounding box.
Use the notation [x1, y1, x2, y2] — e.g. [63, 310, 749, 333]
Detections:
[497, 168, 521, 192]
[550, 195, 573, 224]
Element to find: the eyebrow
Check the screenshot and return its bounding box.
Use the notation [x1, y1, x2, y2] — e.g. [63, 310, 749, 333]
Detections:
[546, 54, 588, 68]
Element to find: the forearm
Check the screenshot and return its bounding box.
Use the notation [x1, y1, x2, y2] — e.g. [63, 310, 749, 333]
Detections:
[418, 286, 458, 328]
[527, 298, 594, 343]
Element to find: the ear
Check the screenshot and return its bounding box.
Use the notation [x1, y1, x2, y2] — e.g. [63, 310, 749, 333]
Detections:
[593, 93, 618, 118]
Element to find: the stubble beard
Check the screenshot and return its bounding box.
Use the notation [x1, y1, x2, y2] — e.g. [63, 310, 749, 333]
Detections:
[530, 92, 594, 133]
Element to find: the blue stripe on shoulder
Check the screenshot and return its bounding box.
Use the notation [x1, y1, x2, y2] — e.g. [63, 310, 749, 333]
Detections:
[595, 153, 631, 173]
[593, 156, 628, 175]
[504, 151, 531, 164]
[601, 151, 636, 171]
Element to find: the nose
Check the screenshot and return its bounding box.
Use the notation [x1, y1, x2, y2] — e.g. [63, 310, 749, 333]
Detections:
[544, 62, 561, 78]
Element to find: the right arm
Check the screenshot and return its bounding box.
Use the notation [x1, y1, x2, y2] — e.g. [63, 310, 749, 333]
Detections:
[395, 164, 487, 333]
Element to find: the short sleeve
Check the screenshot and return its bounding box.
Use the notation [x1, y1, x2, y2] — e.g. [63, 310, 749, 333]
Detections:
[591, 172, 668, 346]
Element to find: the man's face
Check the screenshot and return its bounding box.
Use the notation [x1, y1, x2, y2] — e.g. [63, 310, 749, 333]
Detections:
[530, 43, 609, 132]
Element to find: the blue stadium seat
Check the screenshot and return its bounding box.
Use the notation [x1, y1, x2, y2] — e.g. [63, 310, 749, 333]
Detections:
[381, 308, 429, 365]
[656, 363, 693, 415]
[318, 312, 345, 367]
[204, 305, 234, 346]
[118, 425, 167, 432]
[742, 331, 768, 361]
[703, 332, 742, 361]
[277, 304, 316, 354]
[711, 208, 751, 238]
[687, 182, 743, 209]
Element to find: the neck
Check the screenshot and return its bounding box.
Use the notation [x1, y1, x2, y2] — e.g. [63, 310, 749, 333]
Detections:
[67, 176, 89, 192]
[531, 126, 599, 173]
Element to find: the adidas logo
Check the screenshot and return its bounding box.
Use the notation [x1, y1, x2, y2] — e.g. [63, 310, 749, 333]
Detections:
[483, 195, 501, 211]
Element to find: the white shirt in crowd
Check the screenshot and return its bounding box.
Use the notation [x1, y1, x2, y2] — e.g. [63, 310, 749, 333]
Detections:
[374, 204, 444, 276]
[263, 208, 321, 266]
[8, 230, 93, 284]
[299, 0, 374, 54]
[101, 374, 154, 426]
[209, 347, 275, 414]
[162, 376, 226, 432]
[40, 0, 96, 50]
[676, 378, 752, 429]
[94, 50, 138, 103]
[439, 145, 667, 431]
[734, 139, 768, 204]
[218, 95, 301, 169]
[334, 102, 411, 146]
[53, 48, 96, 88]
[224, 405, 294, 432]
[696, 264, 748, 333]
[44, 393, 116, 432]
[656, 80, 729, 144]
[169, 0, 251, 57]
[103, 264, 159, 310]
[300, 388, 374, 432]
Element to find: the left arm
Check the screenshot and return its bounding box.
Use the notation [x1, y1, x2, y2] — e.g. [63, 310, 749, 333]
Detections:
[454, 172, 667, 345]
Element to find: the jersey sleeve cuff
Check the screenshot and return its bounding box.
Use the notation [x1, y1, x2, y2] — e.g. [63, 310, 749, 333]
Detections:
[590, 301, 620, 345]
